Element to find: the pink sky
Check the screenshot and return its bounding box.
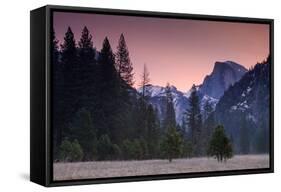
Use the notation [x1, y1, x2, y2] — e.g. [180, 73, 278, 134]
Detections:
[53, 12, 269, 92]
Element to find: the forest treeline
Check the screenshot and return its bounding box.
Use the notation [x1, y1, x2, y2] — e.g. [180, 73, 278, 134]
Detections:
[52, 26, 233, 163]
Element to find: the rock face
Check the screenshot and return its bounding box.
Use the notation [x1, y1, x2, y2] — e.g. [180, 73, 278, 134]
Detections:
[214, 61, 270, 153]
[199, 61, 248, 99]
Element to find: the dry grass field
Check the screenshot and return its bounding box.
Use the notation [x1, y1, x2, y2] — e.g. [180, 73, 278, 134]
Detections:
[53, 154, 269, 181]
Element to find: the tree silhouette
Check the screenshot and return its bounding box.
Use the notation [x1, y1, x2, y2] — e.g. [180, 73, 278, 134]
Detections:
[59, 27, 79, 143]
[186, 84, 202, 156]
[161, 127, 183, 162]
[69, 108, 97, 161]
[202, 100, 215, 152]
[160, 83, 183, 162]
[98, 37, 122, 143]
[51, 28, 63, 156]
[145, 104, 160, 158]
[139, 64, 150, 100]
[163, 83, 176, 130]
[78, 26, 96, 67]
[207, 125, 233, 162]
[61, 27, 77, 69]
[116, 33, 134, 87]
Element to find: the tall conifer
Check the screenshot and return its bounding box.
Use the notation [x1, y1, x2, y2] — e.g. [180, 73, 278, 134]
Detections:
[116, 33, 134, 87]
[186, 84, 202, 156]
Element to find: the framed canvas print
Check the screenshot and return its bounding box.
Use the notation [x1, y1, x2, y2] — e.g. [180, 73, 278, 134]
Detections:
[30, 5, 274, 187]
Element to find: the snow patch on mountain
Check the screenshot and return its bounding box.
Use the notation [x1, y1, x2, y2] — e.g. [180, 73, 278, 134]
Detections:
[138, 84, 218, 126]
[138, 84, 189, 125]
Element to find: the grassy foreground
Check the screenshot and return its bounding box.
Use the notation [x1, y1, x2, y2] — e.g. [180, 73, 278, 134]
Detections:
[53, 154, 269, 181]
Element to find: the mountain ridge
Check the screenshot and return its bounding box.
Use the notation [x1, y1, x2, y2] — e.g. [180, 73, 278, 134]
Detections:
[137, 60, 247, 126]
[199, 60, 248, 99]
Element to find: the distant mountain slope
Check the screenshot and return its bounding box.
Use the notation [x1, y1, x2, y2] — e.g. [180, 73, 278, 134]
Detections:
[137, 61, 246, 126]
[214, 59, 270, 153]
[199, 61, 247, 99]
[138, 84, 189, 125]
[136, 61, 248, 126]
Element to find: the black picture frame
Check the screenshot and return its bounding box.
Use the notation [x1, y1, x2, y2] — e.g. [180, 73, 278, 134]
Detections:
[30, 5, 274, 187]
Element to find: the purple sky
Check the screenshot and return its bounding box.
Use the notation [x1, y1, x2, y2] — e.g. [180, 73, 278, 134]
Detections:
[53, 12, 269, 92]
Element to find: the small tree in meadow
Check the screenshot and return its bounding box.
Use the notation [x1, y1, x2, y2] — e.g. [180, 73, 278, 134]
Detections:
[161, 127, 183, 162]
[207, 125, 233, 162]
[59, 138, 84, 162]
[71, 139, 84, 161]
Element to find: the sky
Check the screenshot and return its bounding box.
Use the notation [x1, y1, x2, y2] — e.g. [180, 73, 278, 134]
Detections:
[53, 12, 270, 92]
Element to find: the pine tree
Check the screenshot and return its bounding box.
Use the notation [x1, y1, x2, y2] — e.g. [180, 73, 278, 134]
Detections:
[139, 64, 150, 100]
[114, 34, 137, 144]
[59, 139, 73, 162]
[202, 101, 215, 153]
[61, 27, 77, 69]
[51, 28, 59, 64]
[160, 83, 183, 162]
[134, 64, 151, 145]
[59, 138, 84, 162]
[78, 26, 96, 68]
[71, 139, 84, 162]
[98, 37, 122, 143]
[69, 108, 97, 161]
[59, 27, 78, 141]
[180, 117, 188, 137]
[207, 125, 233, 162]
[203, 100, 213, 121]
[99, 37, 118, 87]
[97, 134, 113, 160]
[146, 104, 160, 158]
[186, 84, 202, 156]
[163, 83, 176, 130]
[161, 127, 183, 162]
[51, 28, 63, 157]
[116, 33, 134, 87]
[78, 26, 94, 49]
[77, 26, 99, 112]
